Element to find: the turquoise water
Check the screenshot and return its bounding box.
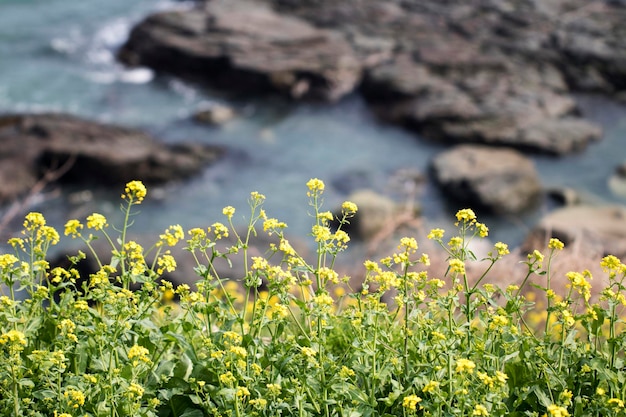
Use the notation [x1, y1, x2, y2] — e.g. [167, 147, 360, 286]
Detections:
[1, 0, 626, 251]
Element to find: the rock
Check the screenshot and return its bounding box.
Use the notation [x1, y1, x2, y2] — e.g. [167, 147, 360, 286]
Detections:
[523, 205, 626, 258]
[518, 118, 603, 155]
[430, 145, 542, 214]
[117, 0, 626, 151]
[545, 186, 606, 207]
[193, 104, 236, 126]
[0, 113, 224, 203]
[336, 189, 398, 240]
[118, 0, 362, 102]
[608, 162, 626, 199]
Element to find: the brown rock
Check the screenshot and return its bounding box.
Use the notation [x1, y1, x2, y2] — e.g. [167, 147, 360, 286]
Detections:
[0, 113, 224, 204]
[431, 145, 542, 214]
[118, 0, 362, 101]
[523, 205, 626, 258]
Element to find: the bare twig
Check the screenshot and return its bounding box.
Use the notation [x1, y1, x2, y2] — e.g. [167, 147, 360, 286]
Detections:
[0, 155, 76, 237]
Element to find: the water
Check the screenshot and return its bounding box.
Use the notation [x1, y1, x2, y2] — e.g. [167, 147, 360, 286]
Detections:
[1, 0, 626, 254]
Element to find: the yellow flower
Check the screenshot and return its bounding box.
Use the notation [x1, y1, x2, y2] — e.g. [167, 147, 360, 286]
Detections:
[402, 395, 422, 411]
[122, 180, 147, 204]
[455, 208, 476, 223]
[314, 293, 334, 307]
[427, 228, 445, 240]
[566, 271, 592, 302]
[455, 358, 476, 374]
[24, 212, 46, 230]
[306, 178, 325, 193]
[0, 329, 27, 349]
[364, 260, 381, 272]
[312, 225, 332, 242]
[318, 267, 339, 284]
[157, 254, 177, 274]
[342, 201, 358, 214]
[86, 213, 108, 230]
[250, 398, 268, 410]
[300, 346, 317, 357]
[263, 218, 287, 233]
[339, 366, 356, 378]
[211, 222, 229, 239]
[529, 250, 544, 264]
[250, 191, 265, 204]
[547, 404, 569, 417]
[236, 387, 250, 398]
[223, 206, 236, 219]
[0, 254, 19, 270]
[608, 398, 625, 408]
[476, 222, 489, 237]
[219, 371, 236, 385]
[495, 371, 508, 385]
[222, 331, 242, 346]
[473, 404, 489, 416]
[229, 346, 247, 358]
[601, 255, 622, 271]
[64, 388, 85, 408]
[494, 242, 509, 256]
[334, 230, 350, 247]
[160, 225, 184, 246]
[399, 237, 418, 251]
[449, 259, 466, 275]
[448, 236, 463, 249]
[128, 344, 151, 364]
[128, 382, 145, 399]
[422, 381, 440, 393]
[266, 383, 281, 396]
[64, 219, 83, 237]
[317, 211, 334, 222]
[548, 238, 564, 250]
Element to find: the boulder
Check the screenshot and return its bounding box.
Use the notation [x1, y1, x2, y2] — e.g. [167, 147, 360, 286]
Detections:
[523, 205, 626, 258]
[116, 0, 626, 152]
[118, 0, 362, 102]
[336, 189, 399, 241]
[0, 113, 224, 203]
[431, 145, 542, 214]
[608, 162, 626, 199]
[193, 104, 237, 126]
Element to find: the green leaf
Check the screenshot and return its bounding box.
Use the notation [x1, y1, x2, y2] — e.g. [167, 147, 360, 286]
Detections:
[532, 386, 552, 408]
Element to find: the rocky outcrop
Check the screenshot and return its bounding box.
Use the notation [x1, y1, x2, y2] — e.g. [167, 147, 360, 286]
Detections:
[118, 0, 364, 102]
[0, 113, 223, 204]
[336, 189, 400, 240]
[431, 145, 542, 214]
[523, 205, 626, 258]
[193, 104, 237, 126]
[608, 161, 626, 199]
[115, 0, 626, 153]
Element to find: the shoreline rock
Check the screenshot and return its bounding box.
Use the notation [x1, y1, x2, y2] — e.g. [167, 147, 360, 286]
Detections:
[115, 0, 626, 154]
[0, 113, 224, 204]
[431, 145, 542, 214]
[118, 0, 363, 102]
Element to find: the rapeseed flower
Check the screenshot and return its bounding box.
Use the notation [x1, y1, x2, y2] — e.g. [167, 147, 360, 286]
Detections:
[455, 358, 476, 374]
[402, 395, 422, 411]
[455, 208, 476, 224]
[306, 178, 325, 194]
[86, 213, 108, 230]
[64, 219, 83, 237]
[473, 404, 489, 416]
[122, 180, 147, 203]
